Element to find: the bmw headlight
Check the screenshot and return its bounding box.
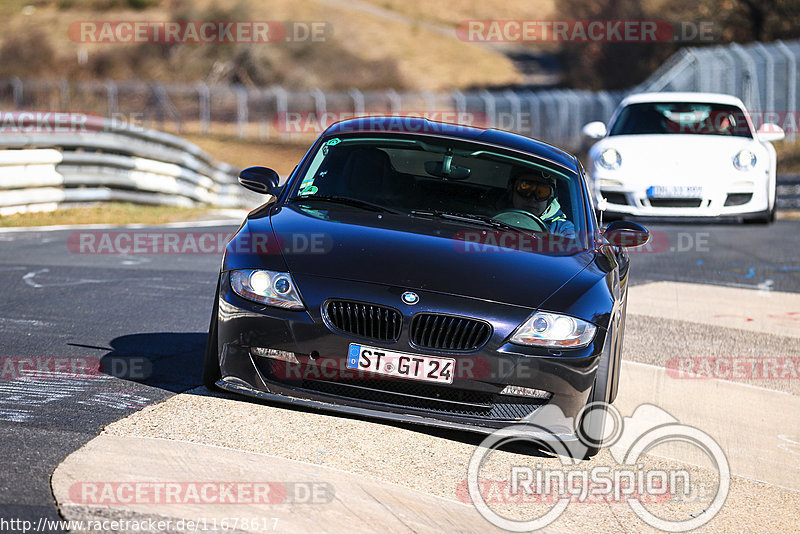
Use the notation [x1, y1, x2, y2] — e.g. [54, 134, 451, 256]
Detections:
[230, 269, 304, 310]
[733, 149, 756, 171]
[598, 148, 621, 170]
[510, 311, 597, 348]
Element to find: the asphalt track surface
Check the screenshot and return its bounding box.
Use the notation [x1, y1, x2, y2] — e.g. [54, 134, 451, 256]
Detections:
[0, 219, 798, 532]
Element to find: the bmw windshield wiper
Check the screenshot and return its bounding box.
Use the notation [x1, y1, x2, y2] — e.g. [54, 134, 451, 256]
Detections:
[409, 210, 539, 237]
[287, 195, 402, 214]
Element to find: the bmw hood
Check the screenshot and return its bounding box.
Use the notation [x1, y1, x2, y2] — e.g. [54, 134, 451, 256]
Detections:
[253, 205, 596, 310]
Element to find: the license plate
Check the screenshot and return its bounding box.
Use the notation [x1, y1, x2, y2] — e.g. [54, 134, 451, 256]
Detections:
[647, 185, 702, 198]
[346, 344, 455, 384]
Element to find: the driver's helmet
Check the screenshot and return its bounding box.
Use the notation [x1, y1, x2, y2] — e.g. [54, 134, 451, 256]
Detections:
[507, 167, 557, 204]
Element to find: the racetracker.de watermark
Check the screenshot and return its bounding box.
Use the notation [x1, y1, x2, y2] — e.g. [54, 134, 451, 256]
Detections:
[667, 357, 800, 380]
[68, 481, 333, 505]
[0, 356, 101, 379]
[68, 21, 331, 43]
[0, 111, 149, 134]
[67, 231, 331, 255]
[274, 111, 489, 135]
[0, 356, 154, 380]
[456, 20, 715, 43]
[451, 230, 708, 254]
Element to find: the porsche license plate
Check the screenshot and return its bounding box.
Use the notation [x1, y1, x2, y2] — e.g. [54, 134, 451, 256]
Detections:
[647, 185, 702, 198]
[346, 344, 455, 384]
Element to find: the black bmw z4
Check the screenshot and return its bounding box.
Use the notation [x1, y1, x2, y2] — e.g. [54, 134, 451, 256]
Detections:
[203, 117, 650, 458]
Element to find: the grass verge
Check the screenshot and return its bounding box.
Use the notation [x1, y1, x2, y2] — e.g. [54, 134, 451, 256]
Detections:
[0, 203, 215, 228]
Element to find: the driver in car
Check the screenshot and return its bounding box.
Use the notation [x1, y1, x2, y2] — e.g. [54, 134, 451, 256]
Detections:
[506, 168, 576, 238]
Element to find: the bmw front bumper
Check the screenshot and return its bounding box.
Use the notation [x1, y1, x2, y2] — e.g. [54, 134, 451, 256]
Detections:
[214, 272, 607, 438]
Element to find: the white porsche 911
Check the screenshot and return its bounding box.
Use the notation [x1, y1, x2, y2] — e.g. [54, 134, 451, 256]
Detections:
[583, 92, 785, 223]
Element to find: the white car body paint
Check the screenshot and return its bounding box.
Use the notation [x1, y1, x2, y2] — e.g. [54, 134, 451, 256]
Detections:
[587, 92, 779, 219]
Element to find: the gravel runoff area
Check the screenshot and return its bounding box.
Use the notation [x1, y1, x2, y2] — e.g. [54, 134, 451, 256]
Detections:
[100, 388, 800, 533]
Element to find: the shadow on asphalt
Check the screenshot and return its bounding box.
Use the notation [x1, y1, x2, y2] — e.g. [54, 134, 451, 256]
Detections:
[97, 332, 206, 392]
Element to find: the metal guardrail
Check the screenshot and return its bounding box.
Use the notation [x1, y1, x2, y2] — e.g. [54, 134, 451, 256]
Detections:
[0, 115, 261, 215]
[777, 174, 800, 209]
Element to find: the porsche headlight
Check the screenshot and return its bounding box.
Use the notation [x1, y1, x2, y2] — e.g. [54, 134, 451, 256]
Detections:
[733, 149, 756, 171]
[598, 148, 621, 170]
[510, 312, 597, 348]
[230, 269, 304, 310]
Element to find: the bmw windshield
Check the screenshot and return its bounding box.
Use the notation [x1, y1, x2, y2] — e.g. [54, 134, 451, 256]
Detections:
[286, 134, 587, 240]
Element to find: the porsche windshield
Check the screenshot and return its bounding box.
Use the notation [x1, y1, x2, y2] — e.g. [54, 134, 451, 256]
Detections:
[609, 102, 753, 138]
[288, 135, 585, 239]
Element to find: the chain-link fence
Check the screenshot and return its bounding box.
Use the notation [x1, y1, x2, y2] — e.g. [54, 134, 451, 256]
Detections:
[1, 39, 798, 150]
[638, 39, 800, 141]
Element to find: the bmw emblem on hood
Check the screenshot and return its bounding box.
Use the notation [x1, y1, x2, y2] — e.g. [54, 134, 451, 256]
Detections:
[401, 291, 419, 305]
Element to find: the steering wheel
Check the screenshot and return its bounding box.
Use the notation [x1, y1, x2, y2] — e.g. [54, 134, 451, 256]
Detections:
[492, 209, 548, 232]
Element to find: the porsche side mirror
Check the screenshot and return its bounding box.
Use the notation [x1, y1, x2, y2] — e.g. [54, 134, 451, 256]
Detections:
[604, 220, 650, 248]
[582, 121, 607, 139]
[757, 123, 785, 142]
[238, 166, 281, 195]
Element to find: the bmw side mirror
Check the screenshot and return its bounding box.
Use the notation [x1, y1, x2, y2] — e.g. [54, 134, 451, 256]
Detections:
[238, 166, 281, 195]
[604, 220, 650, 248]
[582, 121, 607, 139]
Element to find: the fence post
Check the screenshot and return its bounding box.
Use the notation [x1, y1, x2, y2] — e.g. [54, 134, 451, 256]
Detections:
[59, 79, 69, 110]
[523, 90, 540, 139]
[348, 88, 364, 116]
[502, 90, 521, 133]
[776, 41, 797, 142]
[755, 42, 775, 118]
[731, 43, 761, 110]
[479, 89, 495, 128]
[258, 87, 271, 141]
[236, 85, 248, 138]
[11, 77, 22, 109]
[196, 82, 210, 135]
[273, 86, 288, 140]
[422, 90, 436, 117]
[105, 79, 118, 118]
[386, 89, 401, 114]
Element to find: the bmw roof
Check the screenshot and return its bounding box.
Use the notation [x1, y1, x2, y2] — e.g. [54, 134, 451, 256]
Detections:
[322, 116, 580, 173]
